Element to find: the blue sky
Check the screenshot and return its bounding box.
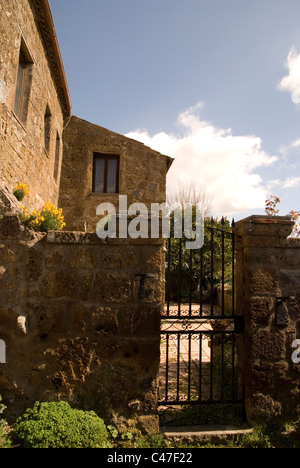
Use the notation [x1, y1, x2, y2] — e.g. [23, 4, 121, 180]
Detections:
[49, 0, 300, 220]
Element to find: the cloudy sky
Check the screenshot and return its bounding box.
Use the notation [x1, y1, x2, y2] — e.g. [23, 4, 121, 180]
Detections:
[49, 0, 300, 220]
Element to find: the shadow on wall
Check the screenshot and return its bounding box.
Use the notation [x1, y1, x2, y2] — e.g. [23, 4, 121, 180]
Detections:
[0, 340, 6, 364]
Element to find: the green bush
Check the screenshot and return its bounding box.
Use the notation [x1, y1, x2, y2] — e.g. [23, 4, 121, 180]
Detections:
[0, 423, 11, 449]
[0, 394, 6, 418]
[14, 401, 110, 448]
[0, 395, 11, 448]
[239, 426, 272, 448]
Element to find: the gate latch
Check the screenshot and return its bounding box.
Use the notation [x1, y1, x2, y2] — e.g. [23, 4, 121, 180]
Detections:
[276, 296, 295, 327]
[135, 273, 156, 299]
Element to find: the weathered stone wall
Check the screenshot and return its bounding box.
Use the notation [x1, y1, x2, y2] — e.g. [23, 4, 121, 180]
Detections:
[0, 0, 67, 211]
[59, 116, 173, 231]
[235, 216, 300, 425]
[0, 1, 171, 432]
[0, 195, 164, 432]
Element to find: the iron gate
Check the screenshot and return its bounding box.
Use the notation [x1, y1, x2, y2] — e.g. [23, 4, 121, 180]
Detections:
[158, 218, 244, 425]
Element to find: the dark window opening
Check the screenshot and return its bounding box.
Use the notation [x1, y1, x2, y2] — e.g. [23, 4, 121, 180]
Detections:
[44, 105, 51, 153]
[14, 41, 33, 124]
[54, 132, 61, 181]
[93, 153, 119, 193]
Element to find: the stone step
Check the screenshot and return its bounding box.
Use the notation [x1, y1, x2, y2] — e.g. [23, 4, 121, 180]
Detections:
[161, 425, 253, 445]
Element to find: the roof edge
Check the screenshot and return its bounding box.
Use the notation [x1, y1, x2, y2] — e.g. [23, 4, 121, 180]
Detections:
[66, 115, 174, 170]
[32, 0, 71, 117]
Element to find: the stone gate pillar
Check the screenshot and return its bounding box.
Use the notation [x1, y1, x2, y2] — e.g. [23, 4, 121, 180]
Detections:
[235, 215, 300, 425]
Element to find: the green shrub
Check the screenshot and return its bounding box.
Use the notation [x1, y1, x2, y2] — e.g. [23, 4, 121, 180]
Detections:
[19, 202, 66, 232]
[0, 395, 11, 448]
[239, 426, 272, 448]
[0, 423, 12, 449]
[14, 401, 110, 448]
[0, 394, 6, 418]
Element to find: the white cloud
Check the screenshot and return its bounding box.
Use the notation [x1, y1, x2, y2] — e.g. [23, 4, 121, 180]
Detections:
[266, 179, 281, 189]
[126, 103, 278, 217]
[278, 47, 300, 105]
[283, 177, 300, 188]
[291, 138, 300, 148]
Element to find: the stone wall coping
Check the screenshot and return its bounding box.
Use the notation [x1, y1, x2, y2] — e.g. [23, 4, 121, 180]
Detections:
[47, 230, 165, 246]
[286, 237, 300, 248]
[236, 214, 293, 225]
[235, 215, 294, 240]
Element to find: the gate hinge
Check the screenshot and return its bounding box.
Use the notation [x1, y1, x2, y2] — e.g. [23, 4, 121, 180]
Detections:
[234, 316, 244, 334]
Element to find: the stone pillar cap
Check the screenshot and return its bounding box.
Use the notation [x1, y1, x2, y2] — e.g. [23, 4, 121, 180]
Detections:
[235, 215, 294, 239]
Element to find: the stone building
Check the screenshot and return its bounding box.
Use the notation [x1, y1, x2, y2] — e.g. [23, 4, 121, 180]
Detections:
[0, 0, 172, 429]
[1, 0, 300, 434]
[0, 0, 173, 225]
[59, 116, 172, 232]
[0, 0, 71, 211]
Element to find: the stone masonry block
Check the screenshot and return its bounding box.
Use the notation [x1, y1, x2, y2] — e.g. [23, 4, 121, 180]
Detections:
[118, 304, 161, 337]
[249, 268, 280, 296]
[40, 269, 79, 299]
[91, 307, 119, 337]
[0, 213, 21, 239]
[251, 330, 286, 361]
[140, 246, 164, 273]
[68, 246, 98, 269]
[246, 393, 282, 424]
[92, 272, 132, 303]
[99, 246, 139, 270]
[249, 363, 275, 391]
[26, 248, 43, 281]
[249, 297, 275, 327]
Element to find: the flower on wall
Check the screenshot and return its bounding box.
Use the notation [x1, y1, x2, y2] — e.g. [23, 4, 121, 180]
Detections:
[265, 195, 300, 237]
[19, 201, 66, 232]
[13, 182, 30, 201]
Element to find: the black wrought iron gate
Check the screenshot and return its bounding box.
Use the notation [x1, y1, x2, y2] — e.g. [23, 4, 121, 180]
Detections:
[158, 219, 244, 425]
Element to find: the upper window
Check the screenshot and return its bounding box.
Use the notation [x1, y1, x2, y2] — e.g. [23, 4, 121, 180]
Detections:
[14, 40, 33, 124]
[92, 153, 119, 193]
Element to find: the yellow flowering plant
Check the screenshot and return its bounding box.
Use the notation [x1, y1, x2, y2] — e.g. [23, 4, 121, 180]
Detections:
[13, 182, 30, 201]
[19, 202, 66, 232]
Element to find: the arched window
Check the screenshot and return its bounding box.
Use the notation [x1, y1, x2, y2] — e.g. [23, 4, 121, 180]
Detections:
[44, 105, 52, 154]
[13, 39, 33, 125]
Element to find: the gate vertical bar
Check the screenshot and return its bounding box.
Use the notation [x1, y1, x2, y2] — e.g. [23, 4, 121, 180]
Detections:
[176, 333, 180, 401]
[178, 238, 182, 317]
[221, 217, 225, 317]
[189, 248, 193, 317]
[188, 334, 192, 401]
[231, 332, 236, 400]
[165, 334, 169, 402]
[166, 238, 171, 317]
[200, 246, 203, 317]
[221, 333, 224, 401]
[210, 333, 214, 400]
[210, 219, 214, 316]
[199, 333, 203, 402]
[232, 219, 235, 316]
